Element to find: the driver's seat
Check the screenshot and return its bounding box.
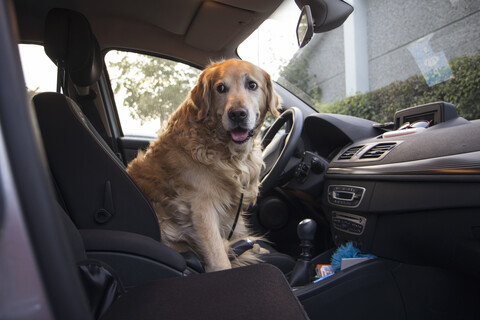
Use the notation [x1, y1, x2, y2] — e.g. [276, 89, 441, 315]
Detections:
[34, 8, 295, 275]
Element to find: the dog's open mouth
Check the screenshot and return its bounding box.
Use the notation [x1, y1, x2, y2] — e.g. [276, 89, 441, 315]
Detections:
[229, 128, 254, 144]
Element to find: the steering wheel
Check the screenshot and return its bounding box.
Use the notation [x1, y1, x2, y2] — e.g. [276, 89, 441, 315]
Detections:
[260, 107, 304, 194]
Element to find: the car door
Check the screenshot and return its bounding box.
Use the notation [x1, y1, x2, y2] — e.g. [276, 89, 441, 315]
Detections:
[0, 3, 91, 319]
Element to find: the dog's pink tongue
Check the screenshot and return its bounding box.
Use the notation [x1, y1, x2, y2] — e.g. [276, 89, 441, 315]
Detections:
[230, 129, 249, 142]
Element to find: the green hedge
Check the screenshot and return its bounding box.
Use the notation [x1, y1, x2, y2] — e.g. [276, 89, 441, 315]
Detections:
[316, 52, 480, 123]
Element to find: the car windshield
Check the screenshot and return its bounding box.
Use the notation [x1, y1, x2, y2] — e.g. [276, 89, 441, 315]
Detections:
[238, 0, 480, 123]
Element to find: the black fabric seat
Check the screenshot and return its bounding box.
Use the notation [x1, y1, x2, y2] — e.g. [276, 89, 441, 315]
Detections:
[57, 201, 309, 319]
[100, 263, 309, 320]
[34, 92, 161, 240]
[34, 7, 295, 277]
[35, 8, 161, 240]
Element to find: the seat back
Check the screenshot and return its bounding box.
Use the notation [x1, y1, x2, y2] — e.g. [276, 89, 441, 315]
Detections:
[34, 8, 161, 241]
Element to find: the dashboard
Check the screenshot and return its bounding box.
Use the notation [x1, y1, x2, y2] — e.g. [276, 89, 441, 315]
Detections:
[283, 102, 480, 278]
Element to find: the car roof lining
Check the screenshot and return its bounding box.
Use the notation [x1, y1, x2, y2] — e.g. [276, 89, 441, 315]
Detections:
[13, 0, 284, 66]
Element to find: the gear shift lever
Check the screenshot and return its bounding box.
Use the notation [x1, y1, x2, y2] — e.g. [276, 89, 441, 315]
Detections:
[289, 219, 317, 287]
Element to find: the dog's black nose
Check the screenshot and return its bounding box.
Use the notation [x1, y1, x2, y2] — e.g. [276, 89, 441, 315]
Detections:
[228, 108, 248, 122]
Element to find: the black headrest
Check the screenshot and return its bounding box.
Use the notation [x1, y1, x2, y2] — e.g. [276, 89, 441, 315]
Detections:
[44, 8, 102, 87]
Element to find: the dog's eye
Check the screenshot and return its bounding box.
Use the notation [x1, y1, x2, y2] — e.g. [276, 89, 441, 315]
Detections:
[217, 84, 226, 93]
[248, 81, 258, 90]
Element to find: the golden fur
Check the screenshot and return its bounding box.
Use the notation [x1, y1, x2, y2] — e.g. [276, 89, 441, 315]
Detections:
[127, 59, 280, 272]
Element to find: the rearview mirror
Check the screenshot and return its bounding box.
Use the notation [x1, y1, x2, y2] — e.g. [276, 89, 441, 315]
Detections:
[295, 0, 353, 47]
[297, 5, 314, 48]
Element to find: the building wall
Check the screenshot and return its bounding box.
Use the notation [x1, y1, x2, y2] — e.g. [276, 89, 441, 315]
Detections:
[298, 0, 480, 104]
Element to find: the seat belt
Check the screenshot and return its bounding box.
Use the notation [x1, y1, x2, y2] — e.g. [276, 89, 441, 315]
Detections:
[76, 89, 120, 158]
[55, 64, 123, 162]
[75, 86, 124, 162]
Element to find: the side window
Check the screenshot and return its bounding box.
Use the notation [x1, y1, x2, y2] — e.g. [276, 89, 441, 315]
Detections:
[18, 44, 57, 96]
[105, 51, 201, 137]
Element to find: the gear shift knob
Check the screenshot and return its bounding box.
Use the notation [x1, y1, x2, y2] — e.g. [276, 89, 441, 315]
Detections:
[297, 219, 316, 261]
[289, 219, 317, 287]
[297, 219, 317, 241]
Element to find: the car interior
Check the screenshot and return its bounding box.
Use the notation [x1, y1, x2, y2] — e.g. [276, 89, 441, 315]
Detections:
[1, 0, 480, 319]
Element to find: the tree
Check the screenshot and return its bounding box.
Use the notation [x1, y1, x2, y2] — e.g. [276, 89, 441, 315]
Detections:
[108, 52, 201, 126]
[278, 55, 321, 106]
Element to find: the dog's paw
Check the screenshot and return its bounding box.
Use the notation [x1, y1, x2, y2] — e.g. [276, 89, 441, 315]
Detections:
[252, 243, 269, 255]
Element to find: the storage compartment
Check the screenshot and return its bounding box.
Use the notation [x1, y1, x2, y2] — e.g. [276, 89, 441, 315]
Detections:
[295, 259, 479, 319]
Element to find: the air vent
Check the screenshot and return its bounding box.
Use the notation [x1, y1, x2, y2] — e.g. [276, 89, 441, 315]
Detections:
[360, 142, 397, 159]
[338, 145, 364, 160]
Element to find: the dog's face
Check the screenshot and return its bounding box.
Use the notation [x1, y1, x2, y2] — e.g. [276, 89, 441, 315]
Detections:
[191, 59, 280, 145]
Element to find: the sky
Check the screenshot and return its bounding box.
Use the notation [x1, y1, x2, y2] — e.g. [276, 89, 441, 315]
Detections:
[238, 0, 299, 79]
[19, 44, 57, 93]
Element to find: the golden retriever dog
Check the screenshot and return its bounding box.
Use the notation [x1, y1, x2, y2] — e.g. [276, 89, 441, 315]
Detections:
[127, 59, 280, 272]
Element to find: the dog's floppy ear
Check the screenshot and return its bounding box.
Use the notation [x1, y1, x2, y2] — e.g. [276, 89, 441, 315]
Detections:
[264, 71, 281, 117]
[190, 68, 212, 120]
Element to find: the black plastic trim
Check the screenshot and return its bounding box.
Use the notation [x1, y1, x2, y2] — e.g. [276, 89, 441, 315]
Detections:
[328, 151, 480, 177]
[0, 2, 91, 319]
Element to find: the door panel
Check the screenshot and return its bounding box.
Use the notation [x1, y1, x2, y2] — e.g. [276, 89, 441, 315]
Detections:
[119, 137, 153, 165]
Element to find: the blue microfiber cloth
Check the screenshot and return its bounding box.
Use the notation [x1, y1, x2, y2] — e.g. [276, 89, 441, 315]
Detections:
[330, 242, 376, 272]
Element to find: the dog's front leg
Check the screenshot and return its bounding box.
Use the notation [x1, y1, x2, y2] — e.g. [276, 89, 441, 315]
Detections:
[191, 202, 232, 272]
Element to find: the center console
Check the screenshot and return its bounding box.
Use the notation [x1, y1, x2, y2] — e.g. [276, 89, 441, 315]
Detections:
[323, 180, 376, 251]
[292, 102, 480, 318]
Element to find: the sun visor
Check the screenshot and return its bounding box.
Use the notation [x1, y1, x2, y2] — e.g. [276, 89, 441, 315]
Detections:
[185, 1, 254, 51]
[217, 0, 282, 13]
